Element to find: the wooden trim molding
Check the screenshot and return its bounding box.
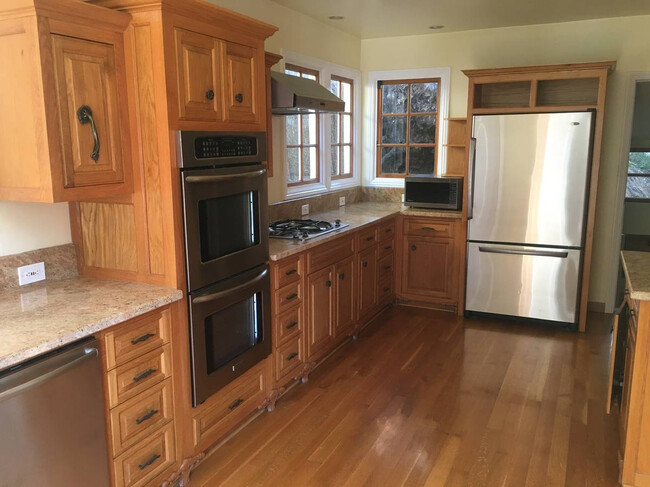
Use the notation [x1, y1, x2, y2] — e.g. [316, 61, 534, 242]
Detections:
[463, 61, 616, 78]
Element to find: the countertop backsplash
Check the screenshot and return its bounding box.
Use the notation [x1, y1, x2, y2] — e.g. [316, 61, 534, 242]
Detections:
[0, 243, 78, 293]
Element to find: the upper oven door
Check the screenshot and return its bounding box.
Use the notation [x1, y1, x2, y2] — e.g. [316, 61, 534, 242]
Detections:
[182, 164, 269, 291]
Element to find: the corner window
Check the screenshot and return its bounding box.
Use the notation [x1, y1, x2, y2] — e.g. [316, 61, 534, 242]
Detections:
[377, 79, 440, 177]
[626, 151, 650, 201]
[330, 76, 354, 180]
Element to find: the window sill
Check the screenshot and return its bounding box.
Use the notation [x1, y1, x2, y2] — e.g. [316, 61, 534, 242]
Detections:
[285, 182, 329, 200]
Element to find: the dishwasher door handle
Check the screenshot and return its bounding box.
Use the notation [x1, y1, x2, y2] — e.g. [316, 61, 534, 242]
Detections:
[0, 346, 98, 402]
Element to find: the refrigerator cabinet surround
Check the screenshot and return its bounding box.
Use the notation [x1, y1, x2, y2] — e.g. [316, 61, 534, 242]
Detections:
[468, 112, 594, 248]
[465, 243, 582, 323]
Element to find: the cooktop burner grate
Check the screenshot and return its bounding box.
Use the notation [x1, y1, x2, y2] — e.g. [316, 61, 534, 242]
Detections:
[269, 218, 349, 240]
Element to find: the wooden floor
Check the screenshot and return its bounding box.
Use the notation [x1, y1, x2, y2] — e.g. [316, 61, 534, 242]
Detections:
[191, 306, 620, 487]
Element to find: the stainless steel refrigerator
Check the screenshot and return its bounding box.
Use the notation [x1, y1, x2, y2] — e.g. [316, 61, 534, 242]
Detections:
[465, 112, 594, 325]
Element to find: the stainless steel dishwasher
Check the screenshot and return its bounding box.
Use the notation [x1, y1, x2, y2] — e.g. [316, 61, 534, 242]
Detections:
[0, 337, 110, 487]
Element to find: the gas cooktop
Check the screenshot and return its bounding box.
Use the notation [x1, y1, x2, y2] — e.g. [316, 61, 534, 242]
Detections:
[269, 218, 349, 240]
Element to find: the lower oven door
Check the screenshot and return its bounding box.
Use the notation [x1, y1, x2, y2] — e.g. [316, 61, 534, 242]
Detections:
[189, 264, 271, 406]
[182, 164, 269, 292]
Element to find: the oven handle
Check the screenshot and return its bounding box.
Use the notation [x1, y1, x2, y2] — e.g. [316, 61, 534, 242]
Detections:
[185, 168, 266, 184]
[192, 268, 268, 304]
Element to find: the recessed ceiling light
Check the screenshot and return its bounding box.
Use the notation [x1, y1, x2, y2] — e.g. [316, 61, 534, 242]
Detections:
[328, 15, 345, 20]
[428, 25, 445, 30]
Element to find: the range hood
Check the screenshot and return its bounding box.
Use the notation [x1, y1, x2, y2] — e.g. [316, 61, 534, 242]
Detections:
[271, 72, 345, 115]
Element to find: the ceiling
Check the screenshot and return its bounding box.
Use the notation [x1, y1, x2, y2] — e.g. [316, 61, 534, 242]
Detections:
[271, 0, 650, 39]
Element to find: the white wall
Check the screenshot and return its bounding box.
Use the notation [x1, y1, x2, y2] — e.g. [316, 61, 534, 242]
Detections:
[360, 15, 650, 308]
[0, 202, 71, 256]
[631, 81, 650, 149]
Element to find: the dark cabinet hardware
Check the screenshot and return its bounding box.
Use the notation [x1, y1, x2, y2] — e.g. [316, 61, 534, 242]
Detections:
[285, 269, 298, 276]
[235, 93, 244, 103]
[133, 368, 157, 383]
[286, 321, 298, 330]
[411, 245, 417, 251]
[135, 409, 159, 425]
[366, 236, 374, 241]
[339, 273, 345, 280]
[421, 226, 438, 231]
[385, 245, 392, 250]
[131, 333, 155, 345]
[138, 453, 160, 471]
[362, 261, 368, 268]
[383, 287, 390, 292]
[326, 280, 332, 287]
[206, 89, 215, 100]
[286, 293, 298, 301]
[385, 228, 392, 233]
[287, 352, 299, 361]
[76, 105, 100, 162]
[384, 265, 391, 270]
[228, 398, 244, 410]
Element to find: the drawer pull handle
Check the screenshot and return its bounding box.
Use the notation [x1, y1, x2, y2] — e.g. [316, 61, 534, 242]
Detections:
[385, 228, 392, 233]
[339, 273, 345, 280]
[76, 105, 100, 162]
[287, 352, 299, 361]
[384, 265, 391, 270]
[421, 226, 443, 232]
[383, 287, 390, 292]
[286, 293, 298, 301]
[228, 398, 244, 410]
[326, 280, 332, 288]
[286, 321, 298, 330]
[235, 93, 244, 103]
[133, 368, 157, 383]
[138, 453, 160, 471]
[206, 89, 215, 100]
[366, 236, 375, 241]
[135, 409, 159, 425]
[411, 245, 417, 251]
[362, 261, 368, 268]
[285, 269, 298, 276]
[131, 333, 155, 345]
[385, 245, 391, 250]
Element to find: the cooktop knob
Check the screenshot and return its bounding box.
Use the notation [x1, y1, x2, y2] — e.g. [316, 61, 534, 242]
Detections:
[335, 219, 341, 227]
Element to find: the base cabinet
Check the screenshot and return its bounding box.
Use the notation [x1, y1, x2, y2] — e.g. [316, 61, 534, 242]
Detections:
[306, 266, 335, 359]
[358, 246, 379, 320]
[334, 257, 356, 338]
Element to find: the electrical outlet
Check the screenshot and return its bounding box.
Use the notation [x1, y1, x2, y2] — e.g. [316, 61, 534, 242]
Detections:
[301, 204, 309, 216]
[401, 193, 405, 203]
[339, 196, 346, 207]
[18, 262, 46, 286]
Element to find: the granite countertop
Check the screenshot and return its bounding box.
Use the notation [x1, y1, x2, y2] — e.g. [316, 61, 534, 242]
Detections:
[621, 251, 650, 301]
[269, 201, 463, 261]
[0, 277, 183, 371]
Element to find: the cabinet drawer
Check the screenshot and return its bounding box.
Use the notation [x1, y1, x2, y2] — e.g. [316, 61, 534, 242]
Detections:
[378, 219, 395, 242]
[306, 234, 354, 274]
[379, 254, 394, 280]
[275, 281, 302, 313]
[357, 225, 379, 251]
[274, 305, 302, 345]
[107, 344, 172, 408]
[404, 218, 453, 238]
[378, 239, 394, 259]
[113, 422, 175, 487]
[378, 275, 394, 303]
[103, 309, 171, 370]
[275, 255, 303, 289]
[275, 335, 303, 382]
[109, 379, 174, 457]
[193, 364, 266, 449]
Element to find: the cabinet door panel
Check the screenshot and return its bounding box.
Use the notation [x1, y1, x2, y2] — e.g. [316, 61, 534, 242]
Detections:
[306, 266, 333, 359]
[403, 236, 455, 300]
[334, 257, 355, 337]
[223, 41, 258, 123]
[52, 35, 124, 188]
[175, 28, 221, 121]
[358, 246, 378, 319]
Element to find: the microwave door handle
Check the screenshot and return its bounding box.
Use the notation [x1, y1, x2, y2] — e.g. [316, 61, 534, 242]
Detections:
[185, 168, 266, 184]
[466, 137, 477, 220]
[192, 268, 268, 304]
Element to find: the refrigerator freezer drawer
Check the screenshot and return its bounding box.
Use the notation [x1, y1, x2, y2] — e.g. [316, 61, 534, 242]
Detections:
[465, 242, 582, 323]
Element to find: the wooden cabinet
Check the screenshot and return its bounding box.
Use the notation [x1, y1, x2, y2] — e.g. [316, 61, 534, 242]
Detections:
[358, 245, 378, 320]
[306, 266, 335, 359]
[334, 257, 355, 338]
[174, 29, 222, 122]
[0, 0, 132, 202]
[223, 41, 259, 123]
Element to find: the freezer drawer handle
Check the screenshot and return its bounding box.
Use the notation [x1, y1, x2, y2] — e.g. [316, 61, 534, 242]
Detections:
[478, 247, 569, 258]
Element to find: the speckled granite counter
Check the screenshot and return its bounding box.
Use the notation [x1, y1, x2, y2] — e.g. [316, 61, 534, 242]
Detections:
[0, 277, 183, 371]
[269, 201, 462, 261]
[622, 251, 650, 301]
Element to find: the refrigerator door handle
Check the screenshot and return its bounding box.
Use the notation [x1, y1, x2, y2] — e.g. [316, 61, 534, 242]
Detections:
[466, 137, 477, 219]
[478, 246, 569, 258]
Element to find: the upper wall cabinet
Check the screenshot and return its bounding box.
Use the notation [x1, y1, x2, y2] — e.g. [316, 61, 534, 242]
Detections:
[223, 41, 258, 123]
[0, 0, 132, 202]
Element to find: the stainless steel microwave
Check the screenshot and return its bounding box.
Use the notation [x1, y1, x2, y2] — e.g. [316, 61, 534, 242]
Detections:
[404, 176, 463, 210]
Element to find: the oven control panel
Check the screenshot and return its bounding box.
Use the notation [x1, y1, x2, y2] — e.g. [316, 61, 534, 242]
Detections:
[194, 136, 258, 159]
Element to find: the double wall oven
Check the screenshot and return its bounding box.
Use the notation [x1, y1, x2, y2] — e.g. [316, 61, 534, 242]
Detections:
[179, 131, 271, 406]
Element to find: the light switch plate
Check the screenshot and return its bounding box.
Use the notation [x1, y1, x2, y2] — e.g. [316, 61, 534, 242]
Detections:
[301, 204, 309, 215]
[339, 196, 345, 206]
[18, 262, 46, 286]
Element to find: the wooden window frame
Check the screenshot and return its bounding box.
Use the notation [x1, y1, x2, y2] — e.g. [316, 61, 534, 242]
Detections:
[376, 78, 441, 178]
[285, 63, 321, 187]
[625, 148, 650, 203]
[330, 75, 354, 180]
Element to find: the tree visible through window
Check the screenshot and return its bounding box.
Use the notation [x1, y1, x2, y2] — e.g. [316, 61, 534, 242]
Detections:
[377, 78, 440, 177]
[285, 63, 320, 186]
[330, 76, 353, 179]
[626, 151, 650, 201]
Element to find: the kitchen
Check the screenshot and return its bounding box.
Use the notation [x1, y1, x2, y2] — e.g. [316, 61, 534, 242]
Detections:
[1, 0, 650, 486]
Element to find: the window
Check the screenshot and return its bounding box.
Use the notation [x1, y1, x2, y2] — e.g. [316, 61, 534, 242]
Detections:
[285, 63, 320, 186]
[330, 76, 353, 179]
[376, 78, 440, 177]
[626, 151, 650, 201]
